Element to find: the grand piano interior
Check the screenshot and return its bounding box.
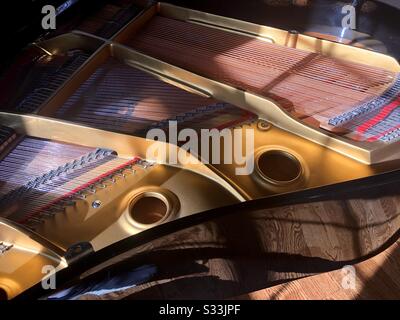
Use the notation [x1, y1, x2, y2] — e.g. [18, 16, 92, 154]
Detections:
[1, 0, 400, 300]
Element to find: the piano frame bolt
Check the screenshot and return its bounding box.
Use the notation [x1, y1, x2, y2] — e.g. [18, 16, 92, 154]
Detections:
[92, 200, 102, 209]
[257, 120, 272, 131]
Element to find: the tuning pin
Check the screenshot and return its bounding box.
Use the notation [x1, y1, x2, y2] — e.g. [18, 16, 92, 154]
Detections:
[40, 210, 55, 218]
[75, 192, 87, 200]
[86, 187, 96, 194]
[96, 182, 107, 189]
[60, 198, 76, 207]
[28, 216, 45, 225]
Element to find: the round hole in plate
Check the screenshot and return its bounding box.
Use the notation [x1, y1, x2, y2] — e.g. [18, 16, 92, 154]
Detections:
[129, 195, 169, 225]
[256, 150, 302, 185]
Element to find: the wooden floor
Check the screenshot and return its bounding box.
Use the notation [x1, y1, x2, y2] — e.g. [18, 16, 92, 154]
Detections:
[237, 239, 400, 300]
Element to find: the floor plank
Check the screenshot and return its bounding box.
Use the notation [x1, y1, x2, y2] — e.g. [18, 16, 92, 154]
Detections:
[236, 240, 400, 300]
